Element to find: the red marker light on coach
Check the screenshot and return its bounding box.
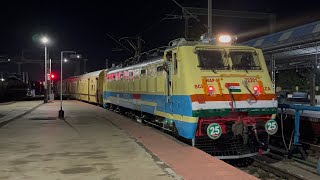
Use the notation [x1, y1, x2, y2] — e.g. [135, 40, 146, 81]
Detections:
[208, 86, 214, 91]
[50, 74, 55, 79]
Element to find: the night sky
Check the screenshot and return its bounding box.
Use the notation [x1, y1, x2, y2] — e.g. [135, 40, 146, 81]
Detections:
[0, 0, 320, 81]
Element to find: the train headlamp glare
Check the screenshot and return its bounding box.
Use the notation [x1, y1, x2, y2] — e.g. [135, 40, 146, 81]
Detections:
[218, 35, 232, 43]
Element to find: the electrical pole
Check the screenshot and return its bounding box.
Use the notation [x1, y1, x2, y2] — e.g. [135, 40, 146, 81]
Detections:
[208, 0, 212, 37]
[105, 59, 109, 68]
[184, 16, 190, 38]
[44, 44, 48, 103]
[137, 36, 141, 61]
[84, 59, 87, 73]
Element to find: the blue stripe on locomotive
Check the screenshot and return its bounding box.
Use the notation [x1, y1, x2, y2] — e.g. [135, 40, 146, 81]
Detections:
[103, 91, 197, 139]
[104, 92, 193, 116]
[171, 119, 197, 139]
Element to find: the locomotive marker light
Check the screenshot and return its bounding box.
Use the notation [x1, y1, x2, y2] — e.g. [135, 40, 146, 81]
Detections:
[208, 85, 215, 96]
[253, 85, 260, 95]
[207, 123, 222, 140]
[265, 119, 278, 135]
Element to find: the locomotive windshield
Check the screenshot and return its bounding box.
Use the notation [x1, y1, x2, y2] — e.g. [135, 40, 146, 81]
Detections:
[230, 51, 261, 70]
[197, 50, 229, 70]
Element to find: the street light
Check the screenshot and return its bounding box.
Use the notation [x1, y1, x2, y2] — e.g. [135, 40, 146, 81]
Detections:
[41, 36, 49, 103]
[59, 51, 76, 119]
[64, 58, 68, 62]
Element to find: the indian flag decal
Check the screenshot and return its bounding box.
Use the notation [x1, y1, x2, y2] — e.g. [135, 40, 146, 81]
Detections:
[225, 83, 241, 92]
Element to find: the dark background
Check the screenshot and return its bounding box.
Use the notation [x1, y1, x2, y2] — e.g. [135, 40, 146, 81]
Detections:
[0, 0, 320, 81]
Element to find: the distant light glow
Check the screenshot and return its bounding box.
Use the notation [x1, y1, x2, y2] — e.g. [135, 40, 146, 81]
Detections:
[218, 35, 232, 43]
[41, 36, 49, 44]
[76, 55, 80, 58]
[317, 65, 320, 69]
[208, 86, 214, 91]
[64, 58, 68, 62]
[0, 78, 4, 82]
[7, 59, 10, 61]
[51, 74, 55, 79]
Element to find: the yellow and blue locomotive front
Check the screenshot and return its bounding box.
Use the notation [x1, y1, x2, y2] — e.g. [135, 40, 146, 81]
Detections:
[103, 40, 277, 158]
[177, 44, 278, 157]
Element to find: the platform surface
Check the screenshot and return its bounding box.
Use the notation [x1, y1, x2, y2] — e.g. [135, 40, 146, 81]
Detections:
[0, 100, 257, 180]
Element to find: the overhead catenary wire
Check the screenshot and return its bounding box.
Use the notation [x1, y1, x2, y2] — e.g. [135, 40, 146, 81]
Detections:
[106, 33, 134, 54]
[171, 0, 200, 22]
[136, 9, 177, 37]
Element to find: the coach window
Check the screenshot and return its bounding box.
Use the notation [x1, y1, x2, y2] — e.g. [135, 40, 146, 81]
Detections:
[173, 53, 177, 75]
[157, 65, 163, 72]
[129, 71, 133, 79]
[141, 69, 146, 77]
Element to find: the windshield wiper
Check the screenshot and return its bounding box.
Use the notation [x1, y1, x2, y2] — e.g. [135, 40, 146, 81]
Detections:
[243, 68, 248, 73]
[211, 68, 217, 74]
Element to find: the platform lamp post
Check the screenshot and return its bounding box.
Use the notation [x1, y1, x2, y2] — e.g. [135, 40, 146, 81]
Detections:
[41, 36, 49, 103]
[59, 51, 77, 119]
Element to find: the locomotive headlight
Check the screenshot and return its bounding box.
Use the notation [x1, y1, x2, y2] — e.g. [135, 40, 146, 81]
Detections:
[218, 35, 232, 43]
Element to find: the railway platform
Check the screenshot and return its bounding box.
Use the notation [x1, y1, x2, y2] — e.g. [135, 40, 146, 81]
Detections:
[0, 100, 257, 180]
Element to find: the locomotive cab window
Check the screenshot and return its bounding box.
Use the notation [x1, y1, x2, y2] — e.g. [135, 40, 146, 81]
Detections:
[230, 51, 261, 70]
[197, 50, 228, 70]
[173, 53, 178, 75]
[156, 66, 163, 72]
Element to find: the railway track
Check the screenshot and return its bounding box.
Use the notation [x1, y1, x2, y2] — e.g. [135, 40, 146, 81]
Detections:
[238, 152, 320, 180]
[250, 156, 307, 180]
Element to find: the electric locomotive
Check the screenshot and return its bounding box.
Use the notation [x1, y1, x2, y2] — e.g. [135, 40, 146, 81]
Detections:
[105, 35, 278, 159]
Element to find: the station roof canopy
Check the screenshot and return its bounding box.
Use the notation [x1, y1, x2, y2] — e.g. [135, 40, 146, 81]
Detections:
[241, 20, 320, 71]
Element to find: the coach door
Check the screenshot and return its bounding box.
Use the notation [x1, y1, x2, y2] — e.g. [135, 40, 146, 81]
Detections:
[87, 78, 90, 102]
[95, 77, 99, 103]
[164, 51, 174, 113]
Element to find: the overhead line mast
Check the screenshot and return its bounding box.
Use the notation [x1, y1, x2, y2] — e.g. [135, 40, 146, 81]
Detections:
[208, 0, 212, 37]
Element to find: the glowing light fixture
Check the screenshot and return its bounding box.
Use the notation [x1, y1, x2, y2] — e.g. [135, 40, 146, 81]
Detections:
[218, 35, 232, 43]
[41, 36, 49, 44]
